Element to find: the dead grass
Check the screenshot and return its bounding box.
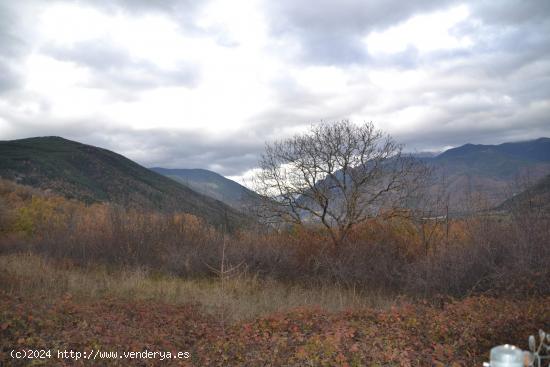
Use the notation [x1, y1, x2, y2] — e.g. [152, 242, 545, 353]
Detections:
[0, 253, 393, 321]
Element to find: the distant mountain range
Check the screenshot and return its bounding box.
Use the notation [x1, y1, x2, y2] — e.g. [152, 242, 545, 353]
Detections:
[0, 136, 548, 223]
[150, 167, 260, 210]
[434, 137, 550, 163]
[0, 137, 246, 228]
[423, 137, 550, 208]
[288, 137, 550, 216]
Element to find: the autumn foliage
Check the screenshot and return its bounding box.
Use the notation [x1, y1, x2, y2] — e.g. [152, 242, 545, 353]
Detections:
[1, 178, 550, 365]
[1, 178, 549, 297]
[1, 291, 548, 366]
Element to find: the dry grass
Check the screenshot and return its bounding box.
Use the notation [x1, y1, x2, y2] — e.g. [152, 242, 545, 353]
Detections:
[0, 253, 393, 321]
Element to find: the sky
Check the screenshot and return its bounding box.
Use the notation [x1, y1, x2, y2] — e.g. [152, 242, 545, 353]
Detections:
[0, 0, 549, 183]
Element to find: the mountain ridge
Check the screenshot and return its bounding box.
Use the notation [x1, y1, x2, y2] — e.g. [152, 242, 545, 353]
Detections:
[151, 167, 261, 210]
[423, 137, 550, 206]
[498, 173, 550, 212]
[434, 137, 550, 164]
[0, 136, 246, 228]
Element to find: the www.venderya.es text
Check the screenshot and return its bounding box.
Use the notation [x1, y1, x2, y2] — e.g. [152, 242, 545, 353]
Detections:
[10, 349, 190, 361]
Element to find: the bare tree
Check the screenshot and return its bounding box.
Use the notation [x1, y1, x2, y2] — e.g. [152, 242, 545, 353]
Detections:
[203, 230, 244, 333]
[409, 172, 451, 255]
[0, 197, 9, 233]
[253, 121, 428, 247]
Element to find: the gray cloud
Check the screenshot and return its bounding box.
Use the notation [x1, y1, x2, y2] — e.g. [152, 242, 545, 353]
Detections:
[44, 40, 201, 91]
[396, 104, 550, 152]
[72, 0, 203, 20]
[0, 62, 21, 94]
[0, 115, 265, 176]
[72, 0, 214, 38]
[470, 0, 550, 26]
[0, 0, 549, 179]
[0, 2, 28, 94]
[263, 0, 458, 65]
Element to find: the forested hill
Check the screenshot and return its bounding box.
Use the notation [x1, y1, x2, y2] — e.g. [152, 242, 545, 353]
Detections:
[424, 137, 550, 206]
[498, 173, 550, 212]
[151, 167, 261, 210]
[0, 136, 246, 227]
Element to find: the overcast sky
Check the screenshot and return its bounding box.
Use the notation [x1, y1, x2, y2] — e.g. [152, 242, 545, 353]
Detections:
[0, 0, 549, 183]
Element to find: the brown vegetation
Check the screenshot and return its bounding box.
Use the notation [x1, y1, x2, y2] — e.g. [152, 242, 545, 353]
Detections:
[1, 286, 548, 366]
[1, 176, 549, 365]
[1, 178, 548, 299]
[253, 121, 428, 247]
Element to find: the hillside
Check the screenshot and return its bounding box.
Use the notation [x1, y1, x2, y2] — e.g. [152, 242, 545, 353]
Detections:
[426, 137, 550, 207]
[294, 137, 550, 215]
[151, 167, 261, 210]
[433, 137, 550, 177]
[498, 173, 550, 212]
[0, 136, 245, 227]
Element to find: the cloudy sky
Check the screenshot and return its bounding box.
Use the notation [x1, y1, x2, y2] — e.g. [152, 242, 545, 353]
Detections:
[0, 0, 549, 183]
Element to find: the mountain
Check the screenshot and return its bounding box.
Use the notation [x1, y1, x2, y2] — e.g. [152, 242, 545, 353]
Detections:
[433, 137, 550, 177]
[498, 173, 550, 212]
[492, 137, 550, 162]
[426, 137, 550, 207]
[151, 167, 261, 210]
[292, 137, 550, 217]
[0, 136, 246, 228]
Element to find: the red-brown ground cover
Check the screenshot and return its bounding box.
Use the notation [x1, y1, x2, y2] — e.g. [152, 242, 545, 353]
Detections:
[2, 292, 548, 366]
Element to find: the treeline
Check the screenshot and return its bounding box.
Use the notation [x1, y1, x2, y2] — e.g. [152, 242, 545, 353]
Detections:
[0, 178, 548, 298]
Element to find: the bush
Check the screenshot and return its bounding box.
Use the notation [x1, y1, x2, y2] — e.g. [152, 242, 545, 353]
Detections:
[1, 178, 548, 299]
